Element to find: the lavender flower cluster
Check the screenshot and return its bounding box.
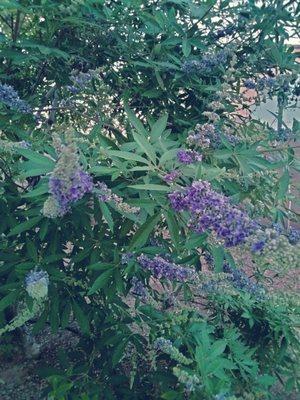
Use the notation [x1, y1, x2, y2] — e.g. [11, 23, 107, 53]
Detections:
[187, 123, 240, 149]
[275, 127, 295, 142]
[244, 75, 294, 95]
[121, 252, 134, 265]
[0, 83, 31, 113]
[177, 149, 202, 164]
[182, 49, 231, 75]
[163, 170, 181, 183]
[169, 181, 256, 247]
[137, 254, 194, 282]
[25, 269, 49, 300]
[130, 277, 148, 301]
[288, 228, 300, 245]
[223, 264, 264, 297]
[43, 137, 93, 218]
[67, 69, 98, 94]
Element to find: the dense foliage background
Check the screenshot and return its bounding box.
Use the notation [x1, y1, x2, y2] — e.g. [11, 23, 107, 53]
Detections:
[0, 1, 299, 399]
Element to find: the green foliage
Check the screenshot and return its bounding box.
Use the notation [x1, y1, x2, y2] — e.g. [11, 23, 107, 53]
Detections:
[0, 0, 299, 399]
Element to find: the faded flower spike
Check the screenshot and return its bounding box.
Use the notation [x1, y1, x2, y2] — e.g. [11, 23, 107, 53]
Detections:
[25, 270, 49, 300]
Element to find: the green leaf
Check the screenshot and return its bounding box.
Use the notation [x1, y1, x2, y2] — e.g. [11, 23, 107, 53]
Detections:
[90, 166, 118, 176]
[8, 216, 42, 237]
[210, 340, 227, 358]
[159, 149, 178, 165]
[128, 184, 170, 192]
[124, 104, 148, 137]
[88, 269, 114, 295]
[87, 262, 114, 271]
[210, 245, 225, 272]
[112, 338, 128, 367]
[61, 303, 72, 329]
[130, 213, 161, 249]
[22, 183, 49, 198]
[190, 1, 216, 19]
[15, 148, 55, 168]
[256, 374, 277, 387]
[72, 301, 89, 334]
[151, 114, 168, 140]
[21, 167, 52, 178]
[0, 291, 18, 312]
[107, 150, 149, 164]
[277, 169, 290, 201]
[165, 211, 180, 248]
[49, 292, 60, 334]
[185, 233, 207, 250]
[182, 38, 191, 57]
[161, 391, 179, 400]
[99, 202, 114, 232]
[132, 131, 156, 164]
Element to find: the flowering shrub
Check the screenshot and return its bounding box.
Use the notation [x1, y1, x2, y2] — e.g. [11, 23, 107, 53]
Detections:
[0, 1, 299, 399]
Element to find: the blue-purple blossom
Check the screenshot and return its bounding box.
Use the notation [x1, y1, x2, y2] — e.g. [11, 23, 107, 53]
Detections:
[288, 228, 300, 245]
[154, 337, 172, 351]
[67, 69, 98, 93]
[169, 181, 256, 247]
[137, 254, 194, 282]
[257, 77, 276, 90]
[18, 140, 31, 149]
[49, 170, 93, 216]
[244, 79, 256, 89]
[121, 252, 134, 265]
[251, 240, 266, 253]
[276, 127, 294, 142]
[187, 124, 240, 149]
[0, 83, 31, 113]
[182, 49, 231, 75]
[271, 222, 284, 235]
[130, 277, 148, 301]
[94, 182, 140, 214]
[177, 149, 202, 165]
[163, 170, 181, 183]
[223, 263, 264, 297]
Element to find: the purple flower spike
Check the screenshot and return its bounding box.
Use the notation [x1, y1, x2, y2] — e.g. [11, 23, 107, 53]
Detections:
[137, 254, 194, 282]
[177, 149, 202, 165]
[169, 181, 256, 247]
